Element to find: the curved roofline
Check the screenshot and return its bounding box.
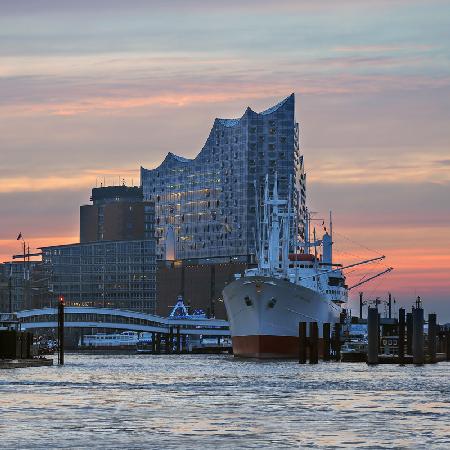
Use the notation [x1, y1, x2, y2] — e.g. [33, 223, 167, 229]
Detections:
[142, 94, 294, 172]
[216, 93, 294, 128]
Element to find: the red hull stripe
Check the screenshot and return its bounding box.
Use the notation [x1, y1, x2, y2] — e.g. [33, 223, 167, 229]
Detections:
[232, 335, 325, 359]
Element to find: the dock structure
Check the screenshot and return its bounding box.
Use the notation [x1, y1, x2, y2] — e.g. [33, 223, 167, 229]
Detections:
[298, 321, 338, 364]
[298, 322, 307, 363]
[428, 313, 437, 364]
[398, 308, 405, 364]
[57, 297, 65, 365]
[0, 317, 53, 369]
[323, 323, 331, 361]
[309, 322, 319, 364]
[367, 307, 379, 365]
[297, 296, 448, 365]
[363, 297, 447, 365]
[412, 305, 424, 365]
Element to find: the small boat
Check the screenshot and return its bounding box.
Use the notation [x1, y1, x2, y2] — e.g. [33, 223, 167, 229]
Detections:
[341, 324, 368, 362]
[341, 339, 368, 362]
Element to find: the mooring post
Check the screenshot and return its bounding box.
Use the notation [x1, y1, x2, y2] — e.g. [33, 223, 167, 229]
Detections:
[412, 307, 424, 365]
[309, 322, 319, 364]
[406, 312, 413, 355]
[333, 323, 341, 361]
[323, 323, 330, 361]
[367, 307, 379, 365]
[176, 326, 181, 354]
[298, 322, 307, 364]
[398, 308, 405, 364]
[437, 328, 445, 354]
[428, 313, 437, 364]
[57, 296, 65, 365]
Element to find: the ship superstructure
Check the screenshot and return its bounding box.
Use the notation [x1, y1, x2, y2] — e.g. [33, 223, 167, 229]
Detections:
[223, 174, 386, 358]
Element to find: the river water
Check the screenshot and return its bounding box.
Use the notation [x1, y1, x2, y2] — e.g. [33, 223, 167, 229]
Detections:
[0, 354, 449, 449]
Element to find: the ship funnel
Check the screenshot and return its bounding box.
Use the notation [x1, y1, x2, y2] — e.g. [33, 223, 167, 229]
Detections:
[322, 232, 332, 265]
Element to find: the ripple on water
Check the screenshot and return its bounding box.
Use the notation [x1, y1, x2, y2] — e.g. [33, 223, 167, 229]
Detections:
[0, 355, 449, 449]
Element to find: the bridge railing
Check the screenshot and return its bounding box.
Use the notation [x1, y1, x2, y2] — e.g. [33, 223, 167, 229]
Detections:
[16, 306, 230, 334]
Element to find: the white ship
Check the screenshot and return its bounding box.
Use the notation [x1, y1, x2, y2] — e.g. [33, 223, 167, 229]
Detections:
[223, 174, 389, 358]
[80, 331, 151, 349]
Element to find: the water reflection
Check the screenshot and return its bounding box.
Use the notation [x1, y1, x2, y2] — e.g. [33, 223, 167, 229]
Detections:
[0, 354, 449, 448]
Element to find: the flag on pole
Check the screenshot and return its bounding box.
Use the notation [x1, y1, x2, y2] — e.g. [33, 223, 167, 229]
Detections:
[16, 232, 22, 240]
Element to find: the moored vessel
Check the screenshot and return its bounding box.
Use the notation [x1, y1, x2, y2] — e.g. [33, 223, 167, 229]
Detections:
[223, 174, 385, 358]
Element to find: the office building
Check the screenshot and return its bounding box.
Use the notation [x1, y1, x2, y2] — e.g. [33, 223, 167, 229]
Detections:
[40, 239, 157, 314]
[0, 261, 45, 312]
[80, 185, 154, 243]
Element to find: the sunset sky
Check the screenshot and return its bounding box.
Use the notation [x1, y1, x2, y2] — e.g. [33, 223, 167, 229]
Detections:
[1, 0, 449, 319]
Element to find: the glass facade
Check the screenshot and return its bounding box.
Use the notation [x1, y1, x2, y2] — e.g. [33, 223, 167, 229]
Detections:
[0, 262, 43, 312]
[141, 93, 306, 260]
[41, 240, 157, 314]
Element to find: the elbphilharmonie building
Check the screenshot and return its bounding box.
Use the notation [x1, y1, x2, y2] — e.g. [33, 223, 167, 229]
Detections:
[141, 93, 306, 261]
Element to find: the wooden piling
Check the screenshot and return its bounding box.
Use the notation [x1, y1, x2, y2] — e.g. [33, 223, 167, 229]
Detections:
[398, 308, 405, 364]
[298, 322, 307, 364]
[323, 323, 331, 361]
[428, 313, 437, 364]
[412, 307, 424, 365]
[309, 322, 319, 364]
[367, 307, 379, 365]
[57, 297, 64, 365]
[333, 323, 341, 361]
[406, 312, 413, 355]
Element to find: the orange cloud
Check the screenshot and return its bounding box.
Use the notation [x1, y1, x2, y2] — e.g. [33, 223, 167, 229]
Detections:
[0, 168, 140, 193]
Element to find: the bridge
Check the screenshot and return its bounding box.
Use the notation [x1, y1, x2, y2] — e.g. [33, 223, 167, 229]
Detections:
[16, 307, 230, 337]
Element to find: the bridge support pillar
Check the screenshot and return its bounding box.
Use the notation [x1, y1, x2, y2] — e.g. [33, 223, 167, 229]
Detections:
[156, 333, 161, 354]
[176, 326, 181, 354]
[182, 334, 187, 353]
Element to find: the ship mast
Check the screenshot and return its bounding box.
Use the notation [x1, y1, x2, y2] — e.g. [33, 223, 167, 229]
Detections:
[303, 207, 310, 254]
[259, 175, 270, 271]
[268, 173, 281, 271]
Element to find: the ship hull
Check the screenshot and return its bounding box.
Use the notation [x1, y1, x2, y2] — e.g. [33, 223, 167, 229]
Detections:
[223, 276, 341, 358]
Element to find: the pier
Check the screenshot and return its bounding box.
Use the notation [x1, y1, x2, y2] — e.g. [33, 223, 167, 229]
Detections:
[1, 313, 53, 369]
[298, 296, 450, 365]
